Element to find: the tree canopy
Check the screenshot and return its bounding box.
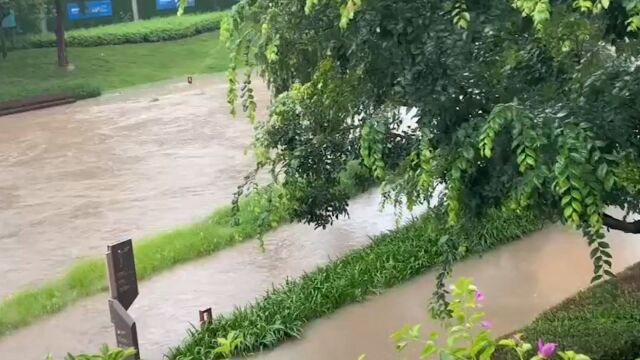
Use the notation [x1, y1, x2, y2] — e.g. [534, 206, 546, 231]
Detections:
[223, 0, 640, 288]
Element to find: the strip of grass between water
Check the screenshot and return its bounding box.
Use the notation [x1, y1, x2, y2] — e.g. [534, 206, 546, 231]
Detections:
[0, 187, 288, 337]
[168, 206, 547, 359]
[0, 162, 373, 337]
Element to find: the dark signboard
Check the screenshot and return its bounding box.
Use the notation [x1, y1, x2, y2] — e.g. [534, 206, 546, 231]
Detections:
[67, 1, 113, 21]
[106, 239, 138, 310]
[108, 299, 140, 360]
[156, 0, 195, 10]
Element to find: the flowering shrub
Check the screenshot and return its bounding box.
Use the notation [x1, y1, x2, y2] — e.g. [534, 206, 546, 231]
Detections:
[386, 278, 592, 360]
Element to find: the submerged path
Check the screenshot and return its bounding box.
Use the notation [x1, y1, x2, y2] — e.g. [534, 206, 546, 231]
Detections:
[0, 75, 268, 298]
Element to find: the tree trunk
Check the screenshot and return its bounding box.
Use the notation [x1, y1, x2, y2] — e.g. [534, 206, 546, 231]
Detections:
[54, 0, 68, 67]
[603, 213, 640, 234]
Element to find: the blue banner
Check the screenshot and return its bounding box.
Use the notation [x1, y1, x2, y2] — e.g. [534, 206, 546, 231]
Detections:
[67, 1, 113, 21]
[156, 0, 195, 10]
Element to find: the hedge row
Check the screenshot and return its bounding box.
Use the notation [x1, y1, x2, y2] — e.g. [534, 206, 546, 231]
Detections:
[495, 262, 640, 360]
[20, 12, 226, 49]
[168, 206, 546, 359]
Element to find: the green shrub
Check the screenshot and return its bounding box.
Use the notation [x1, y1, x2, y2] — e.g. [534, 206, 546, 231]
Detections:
[19, 12, 226, 49]
[168, 207, 545, 359]
[494, 263, 640, 360]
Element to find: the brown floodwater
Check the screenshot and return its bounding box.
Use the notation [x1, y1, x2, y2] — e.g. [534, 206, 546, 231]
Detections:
[0, 189, 426, 359]
[1, 205, 638, 360]
[0, 75, 268, 298]
[2, 76, 640, 360]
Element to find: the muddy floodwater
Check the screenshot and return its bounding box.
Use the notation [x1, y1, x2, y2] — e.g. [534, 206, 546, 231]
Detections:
[2, 76, 640, 360]
[0, 190, 425, 359]
[0, 76, 268, 298]
[251, 221, 640, 360]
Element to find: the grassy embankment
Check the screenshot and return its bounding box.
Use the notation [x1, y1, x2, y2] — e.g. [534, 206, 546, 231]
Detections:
[0, 13, 228, 103]
[495, 263, 640, 360]
[168, 207, 547, 359]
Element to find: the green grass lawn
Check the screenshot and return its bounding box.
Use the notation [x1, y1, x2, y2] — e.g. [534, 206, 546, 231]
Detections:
[0, 32, 228, 102]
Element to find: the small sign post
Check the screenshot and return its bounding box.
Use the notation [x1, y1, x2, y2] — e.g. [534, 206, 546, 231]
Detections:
[106, 239, 140, 360]
[109, 299, 140, 352]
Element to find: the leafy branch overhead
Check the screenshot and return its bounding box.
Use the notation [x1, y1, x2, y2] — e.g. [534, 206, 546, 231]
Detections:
[222, 0, 640, 283]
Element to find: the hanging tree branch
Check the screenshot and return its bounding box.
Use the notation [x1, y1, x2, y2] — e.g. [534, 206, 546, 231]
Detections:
[603, 213, 640, 234]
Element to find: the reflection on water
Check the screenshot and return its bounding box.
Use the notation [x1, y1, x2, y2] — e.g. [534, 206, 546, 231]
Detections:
[0, 76, 268, 298]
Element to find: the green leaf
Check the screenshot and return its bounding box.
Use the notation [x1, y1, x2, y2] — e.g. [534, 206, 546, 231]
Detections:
[572, 200, 583, 213]
[498, 339, 516, 347]
[439, 352, 455, 360]
[597, 163, 607, 180]
[395, 341, 408, 351]
[563, 206, 573, 218]
[598, 241, 610, 249]
[463, 147, 474, 160]
[420, 343, 437, 359]
[479, 345, 495, 360]
[604, 174, 615, 191]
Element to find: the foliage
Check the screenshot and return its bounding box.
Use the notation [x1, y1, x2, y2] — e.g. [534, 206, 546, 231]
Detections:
[222, 0, 640, 288]
[168, 206, 545, 359]
[494, 262, 640, 360]
[389, 277, 591, 360]
[18, 12, 227, 48]
[0, 32, 227, 103]
[44, 345, 136, 360]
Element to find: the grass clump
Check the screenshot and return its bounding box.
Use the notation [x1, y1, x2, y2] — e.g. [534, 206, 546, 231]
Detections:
[168, 207, 546, 359]
[495, 263, 640, 360]
[19, 13, 227, 48]
[0, 32, 227, 103]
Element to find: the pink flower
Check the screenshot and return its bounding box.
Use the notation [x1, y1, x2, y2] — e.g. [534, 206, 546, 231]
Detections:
[537, 339, 557, 358]
[474, 290, 485, 302]
[480, 320, 492, 329]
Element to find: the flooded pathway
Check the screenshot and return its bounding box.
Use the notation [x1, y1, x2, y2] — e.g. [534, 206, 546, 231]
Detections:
[0, 190, 424, 359]
[251, 220, 640, 360]
[0, 76, 268, 298]
[2, 75, 640, 360]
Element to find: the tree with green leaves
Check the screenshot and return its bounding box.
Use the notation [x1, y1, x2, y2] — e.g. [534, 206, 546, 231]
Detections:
[222, 0, 640, 299]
